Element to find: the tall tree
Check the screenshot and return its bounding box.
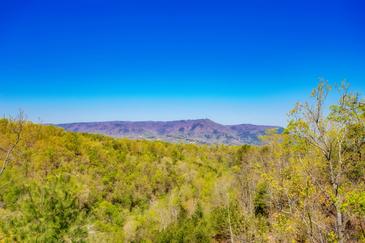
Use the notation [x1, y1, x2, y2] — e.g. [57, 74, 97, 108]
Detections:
[288, 82, 365, 242]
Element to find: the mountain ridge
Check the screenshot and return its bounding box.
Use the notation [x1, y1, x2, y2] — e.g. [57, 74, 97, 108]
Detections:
[57, 119, 282, 145]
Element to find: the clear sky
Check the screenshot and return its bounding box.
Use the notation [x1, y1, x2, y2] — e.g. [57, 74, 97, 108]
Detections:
[1, 0, 364, 126]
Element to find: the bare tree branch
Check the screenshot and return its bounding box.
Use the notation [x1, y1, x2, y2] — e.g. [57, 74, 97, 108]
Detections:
[0, 112, 25, 177]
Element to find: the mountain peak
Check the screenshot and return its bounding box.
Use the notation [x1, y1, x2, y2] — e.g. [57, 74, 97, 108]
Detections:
[57, 119, 282, 145]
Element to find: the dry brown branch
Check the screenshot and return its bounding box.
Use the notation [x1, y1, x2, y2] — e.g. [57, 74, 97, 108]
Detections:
[0, 112, 25, 177]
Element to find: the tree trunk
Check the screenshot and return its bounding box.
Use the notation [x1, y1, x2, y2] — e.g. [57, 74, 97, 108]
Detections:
[335, 202, 344, 243]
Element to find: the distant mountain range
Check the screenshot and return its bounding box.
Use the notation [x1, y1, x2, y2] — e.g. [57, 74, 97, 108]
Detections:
[57, 119, 283, 145]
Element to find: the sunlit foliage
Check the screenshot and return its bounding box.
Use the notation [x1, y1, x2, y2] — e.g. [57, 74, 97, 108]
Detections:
[0, 82, 364, 242]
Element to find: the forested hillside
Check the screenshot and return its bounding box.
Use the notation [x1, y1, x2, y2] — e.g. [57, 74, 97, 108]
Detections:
[57, 119, 281, 145]
[1, 83, 364, 242]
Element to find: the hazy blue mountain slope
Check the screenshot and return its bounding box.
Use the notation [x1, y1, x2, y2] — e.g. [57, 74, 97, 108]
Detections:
[57, 119, 281, 145]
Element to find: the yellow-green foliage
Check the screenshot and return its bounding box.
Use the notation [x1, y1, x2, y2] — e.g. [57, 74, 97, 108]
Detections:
[0, 121, 242, 242]
[0, 83, 364, 242]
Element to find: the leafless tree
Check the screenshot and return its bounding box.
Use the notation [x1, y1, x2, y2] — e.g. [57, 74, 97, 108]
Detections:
[0, 112, 25, 177]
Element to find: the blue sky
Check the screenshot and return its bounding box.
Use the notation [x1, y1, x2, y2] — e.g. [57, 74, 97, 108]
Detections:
[1, 0, 364, 125]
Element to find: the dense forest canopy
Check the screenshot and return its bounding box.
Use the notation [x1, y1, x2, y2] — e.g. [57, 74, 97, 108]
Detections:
[1, 82, 365, 242]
